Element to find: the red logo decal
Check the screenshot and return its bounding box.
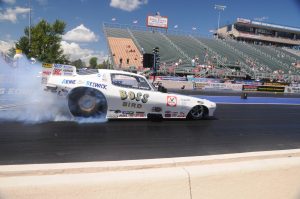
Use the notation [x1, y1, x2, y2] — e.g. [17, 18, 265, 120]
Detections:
[167, 96, 177, 107]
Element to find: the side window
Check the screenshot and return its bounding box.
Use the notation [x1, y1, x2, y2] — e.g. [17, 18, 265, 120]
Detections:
[111, 74, 151, 90]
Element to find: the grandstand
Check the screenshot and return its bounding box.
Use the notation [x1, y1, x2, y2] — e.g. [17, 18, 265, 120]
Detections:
[103, 22, 300, 81]
[217, 18, 300, 47]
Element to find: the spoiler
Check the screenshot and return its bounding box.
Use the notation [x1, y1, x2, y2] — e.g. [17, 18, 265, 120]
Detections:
[42, 63, 77, 84]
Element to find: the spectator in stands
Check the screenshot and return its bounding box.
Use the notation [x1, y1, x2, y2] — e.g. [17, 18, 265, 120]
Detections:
[191, 59, 195, 67]
[127, 58, 129, 65]
[119, 57, 123, 68]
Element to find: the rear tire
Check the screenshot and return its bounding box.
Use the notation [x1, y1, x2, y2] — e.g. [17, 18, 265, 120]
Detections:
[187, 105, 208, 120]
[68, 87, 107, 118]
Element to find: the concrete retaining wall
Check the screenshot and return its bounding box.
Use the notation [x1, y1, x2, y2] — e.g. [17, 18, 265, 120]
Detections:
[1, 149, 300, 199]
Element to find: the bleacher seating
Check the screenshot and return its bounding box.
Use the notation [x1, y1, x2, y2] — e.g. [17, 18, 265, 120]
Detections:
[107, 37, 142, 70]
[103, 24, 300, 79]
[197, 37, 245, 66]
[167, 35, 207, 64]
[225, 40, 286, 72]
[131, 30, 186, 65]
[105, 27, 131, 38]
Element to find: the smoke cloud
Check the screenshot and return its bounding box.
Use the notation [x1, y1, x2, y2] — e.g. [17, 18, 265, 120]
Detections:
[0, 55, 106, 124]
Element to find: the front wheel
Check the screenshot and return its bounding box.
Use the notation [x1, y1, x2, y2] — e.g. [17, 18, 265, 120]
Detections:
[68, 87, 107, 118]
[187, 105, 208, 120]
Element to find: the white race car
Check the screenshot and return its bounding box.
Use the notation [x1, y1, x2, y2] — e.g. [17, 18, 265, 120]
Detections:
[43, 64, 216, 120]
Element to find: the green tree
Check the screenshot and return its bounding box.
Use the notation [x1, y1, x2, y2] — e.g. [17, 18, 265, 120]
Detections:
[71, 59, 86, 68]
[89, 57, 98, 68]
[96, 60, 110, 69]
[13, 19, 69, 64]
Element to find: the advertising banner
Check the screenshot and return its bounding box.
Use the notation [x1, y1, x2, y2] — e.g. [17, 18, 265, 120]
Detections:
[193, 82, 243, 91]
[242, 85, 258, 91]
[263, 82, 289, 87]
[256, 86, 285, 93]
[284, 87, 300, 94]
[147, 15, 168, 29]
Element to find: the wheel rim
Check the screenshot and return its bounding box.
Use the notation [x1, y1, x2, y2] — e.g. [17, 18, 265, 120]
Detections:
[78, 95, 97, 112]
[190, 106, 204, 118]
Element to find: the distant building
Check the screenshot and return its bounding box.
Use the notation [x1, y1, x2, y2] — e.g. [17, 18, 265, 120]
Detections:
[216, 18, 300, 47]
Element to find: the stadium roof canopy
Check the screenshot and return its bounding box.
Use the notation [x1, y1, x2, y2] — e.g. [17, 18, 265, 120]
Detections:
[235, 18, 300, 34]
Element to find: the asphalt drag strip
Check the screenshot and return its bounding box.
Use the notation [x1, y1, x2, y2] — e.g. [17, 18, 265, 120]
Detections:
[0, 104, 300, 165]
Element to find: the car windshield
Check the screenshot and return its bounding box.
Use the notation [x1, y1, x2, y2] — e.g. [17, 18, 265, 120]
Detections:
[111, 73, 152, 90]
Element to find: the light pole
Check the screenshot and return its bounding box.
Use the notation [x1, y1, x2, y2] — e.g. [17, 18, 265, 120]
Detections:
[214, 4, 226, 39]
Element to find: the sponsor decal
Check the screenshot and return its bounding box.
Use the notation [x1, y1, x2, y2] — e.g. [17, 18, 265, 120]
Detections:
[63, 65, 74, 70]
[109, 109, 122, 114]
[171, 112, 178, 117]
[167, 96, 177, 107]
[62, 79, 76, 84]
[86, 81, 107, 89]
[165, 110, 171, 118]
[42, 63, 53, 68]
[63, 72, 73, 76]
[177, 112, 185, 118]
[108, 110, 122, 118]
[119, 90, 149, 103]
[53, 69, 62, 76]
[181, 98, 191, 102]
[42, 70, 51, 76]
[135, 112, 145, 117]
[151, 106, 162, 112]
[122, 102, 142, 109]
[122, 111, 134, 115]
[107, 113, 119, 118]
[63, 69, 73, 73]
[54, 64, 63, 68]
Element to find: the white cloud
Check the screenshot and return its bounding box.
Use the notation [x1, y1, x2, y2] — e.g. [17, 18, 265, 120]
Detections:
[0, 40, 14, 53]
[2, 0, 16, 4]
[61, 41, 107, 65]
[0, 7, 30, 23]
[62, 24, 98, 42]
[110, 0, 147, 12]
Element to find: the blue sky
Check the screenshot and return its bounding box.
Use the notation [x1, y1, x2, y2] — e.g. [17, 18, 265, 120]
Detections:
[1, 0, 300, 63]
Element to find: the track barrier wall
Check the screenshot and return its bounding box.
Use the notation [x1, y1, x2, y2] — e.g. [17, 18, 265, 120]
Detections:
[1, 150, 300, 199]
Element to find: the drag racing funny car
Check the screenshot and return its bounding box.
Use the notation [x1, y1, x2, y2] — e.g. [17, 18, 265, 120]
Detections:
[42, 64, 216, 120]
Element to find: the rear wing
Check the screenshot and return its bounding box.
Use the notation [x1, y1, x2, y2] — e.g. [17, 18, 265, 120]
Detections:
[42, 63, 77, 85]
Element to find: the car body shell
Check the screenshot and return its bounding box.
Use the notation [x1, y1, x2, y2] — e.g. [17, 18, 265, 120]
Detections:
[44, 64, 216, 119]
